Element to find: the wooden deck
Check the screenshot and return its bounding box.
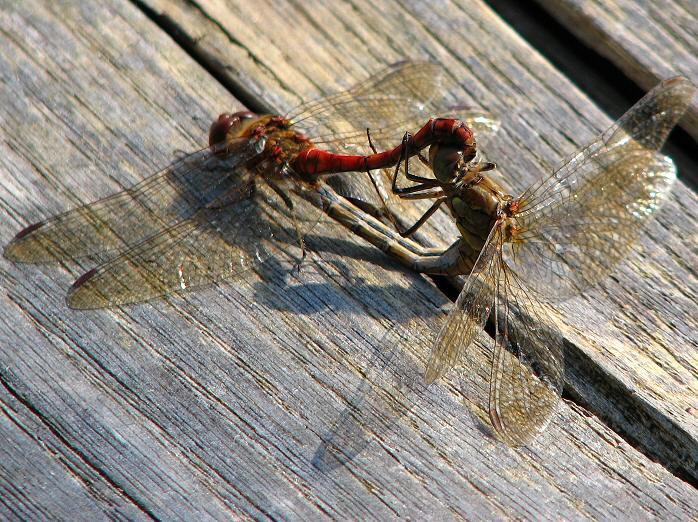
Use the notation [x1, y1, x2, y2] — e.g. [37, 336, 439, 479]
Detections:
[0, 0, 696, 519]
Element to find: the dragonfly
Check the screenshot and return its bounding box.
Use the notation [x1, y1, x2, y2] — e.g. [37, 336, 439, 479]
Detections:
[357, 75, 695, 444]
[3, 61, 498, 309]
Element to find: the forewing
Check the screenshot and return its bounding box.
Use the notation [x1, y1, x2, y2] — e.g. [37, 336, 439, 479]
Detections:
[66, 176, 323, 309]
[288, 61, 500, 149]
[510, 76, 694, 299]
[425, 227, 500, 383]
[4, 139, 257, 263]
[287, 61, 446, 150]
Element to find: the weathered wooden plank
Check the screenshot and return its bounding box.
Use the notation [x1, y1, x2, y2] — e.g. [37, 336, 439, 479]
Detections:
[533, 0, 698, 143]
[0, 1, 697, 521]
[0, 384, 148, 520]
[143, 0, 698, 482]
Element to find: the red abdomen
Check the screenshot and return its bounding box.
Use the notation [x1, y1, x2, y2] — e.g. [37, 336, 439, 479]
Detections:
[291, 118, 474, 176]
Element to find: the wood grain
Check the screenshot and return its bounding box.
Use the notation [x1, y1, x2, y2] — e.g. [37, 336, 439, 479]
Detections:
[533, 0, 698, 142]
[0, 0, 696, 520]
[144, 0, 698, 482]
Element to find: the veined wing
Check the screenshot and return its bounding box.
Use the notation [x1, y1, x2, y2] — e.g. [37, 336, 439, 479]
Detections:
[510, 76, 694, 299]
[67, 175, 324, 309]
[288, 61, 500, 149]
[4, 138, 258, 263]
[287, 61, 446, 150]
[425, 226, 500, 384]
[489, 232, 564, 444]
[426, 225, 564, 444]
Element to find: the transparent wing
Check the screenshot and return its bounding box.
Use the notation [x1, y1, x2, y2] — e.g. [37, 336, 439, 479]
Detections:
[287, 61, 447, 150]
[4, 139, 258, 263]
[488, 240, 565, 445]
[426, 226, 564, 444]
[425, 226, 500, 383]
[66, 176, 324, 309]
[510, 76, 694, 299]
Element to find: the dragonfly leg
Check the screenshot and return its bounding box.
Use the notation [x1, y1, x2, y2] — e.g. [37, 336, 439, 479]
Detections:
[363, 128, 394, 215]
[391, 132, 433, 191]
[396, 196, 448, 237]
[365, 128, 438, 195]
[315, 183, 447, 261]
[416, 151, 430, 167]
[390, 133, 445, 197]
[365, 129, 448, 238]
[363, 127, 404, 232]
[265, 180, 307, 269]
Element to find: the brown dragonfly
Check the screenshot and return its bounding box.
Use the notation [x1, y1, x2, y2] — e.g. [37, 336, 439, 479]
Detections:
[3, 61, 497, 309]
[358, 76, 695, 444]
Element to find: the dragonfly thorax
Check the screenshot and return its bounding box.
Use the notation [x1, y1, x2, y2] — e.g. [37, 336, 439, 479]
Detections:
[209, 112, 314, 177]
[447, 173, 505, 246]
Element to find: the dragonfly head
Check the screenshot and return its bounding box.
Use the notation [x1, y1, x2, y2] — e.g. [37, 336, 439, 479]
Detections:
[209, 111, 258, 148]
[429, 139, 478, 184]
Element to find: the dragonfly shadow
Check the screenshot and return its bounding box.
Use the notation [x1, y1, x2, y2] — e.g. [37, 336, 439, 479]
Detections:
[311, 322, 432, 472]
[303, 230, 418, 272]
[252, 254, 445, 325]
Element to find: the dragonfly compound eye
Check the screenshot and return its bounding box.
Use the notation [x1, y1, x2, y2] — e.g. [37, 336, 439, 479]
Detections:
[430, 144, 466, 183]
[209, 111, 257, 147]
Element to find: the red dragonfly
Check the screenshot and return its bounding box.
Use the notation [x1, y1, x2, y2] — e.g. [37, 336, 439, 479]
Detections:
[356, 76, 695, 443]
[3, 61, 497, 309]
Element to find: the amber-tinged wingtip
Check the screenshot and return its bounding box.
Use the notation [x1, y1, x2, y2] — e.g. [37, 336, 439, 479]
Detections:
[66, 268, 100, 309]
[3, 241, 18, 261]
[423, 365, 441, 385]
[3, 222, 46, 261]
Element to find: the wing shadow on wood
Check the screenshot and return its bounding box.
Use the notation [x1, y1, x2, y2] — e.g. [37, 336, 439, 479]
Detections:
[252, 256, 446, 321]
[311, 321, 439, 472]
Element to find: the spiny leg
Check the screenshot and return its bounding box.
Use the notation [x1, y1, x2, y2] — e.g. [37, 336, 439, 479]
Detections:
[364, 127, 393, 220]
[365, 128, 414, 232]
[365, 129, 440, 235]
[365, 128, 449, 238]
[387, 132, 450, 236]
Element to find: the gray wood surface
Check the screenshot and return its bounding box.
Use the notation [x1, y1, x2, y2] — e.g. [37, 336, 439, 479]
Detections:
[0, 1, 696, 521]
[534, 0, 698, 143]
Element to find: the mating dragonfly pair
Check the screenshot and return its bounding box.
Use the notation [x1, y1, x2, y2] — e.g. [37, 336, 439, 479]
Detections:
[5, 62, 694, 444]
